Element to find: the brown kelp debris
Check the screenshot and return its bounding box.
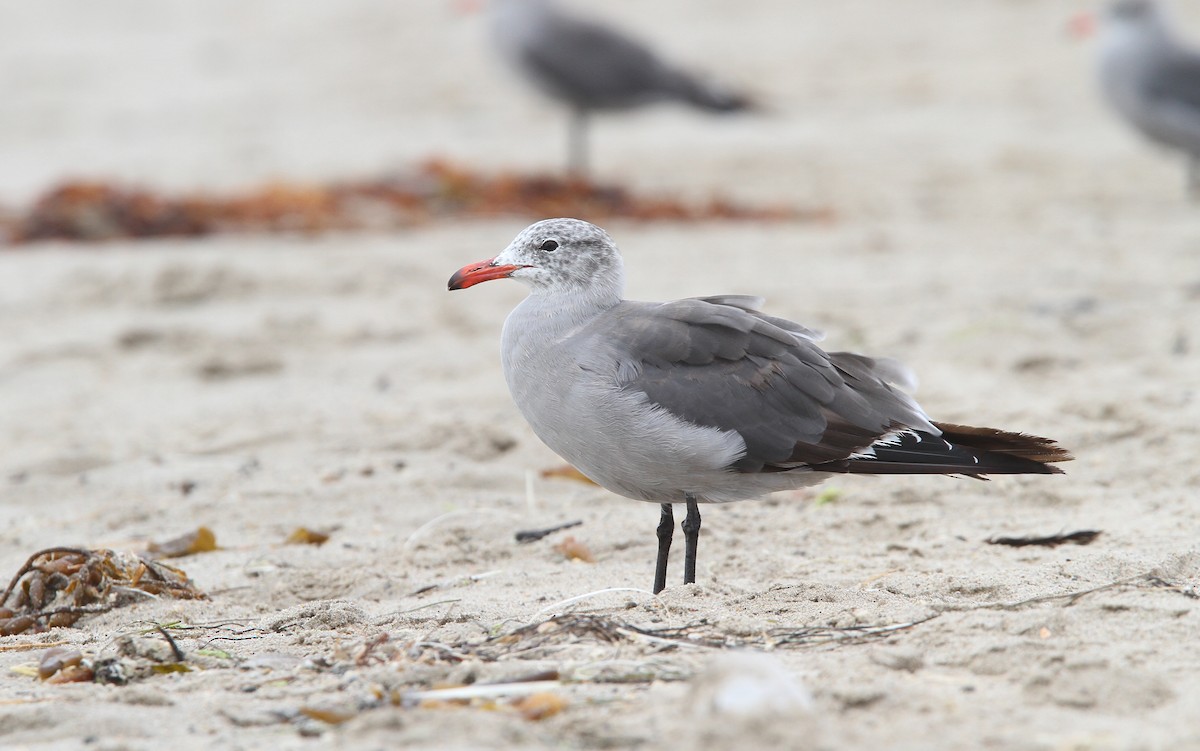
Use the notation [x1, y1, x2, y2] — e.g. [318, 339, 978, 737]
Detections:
[986, 530, 1101, 548]
[38, 646, 92, 683]
[0, 547, 205, 636]
[3, 161, 827, 244]
[514, 519, 583, 544]
[552, 536, 596, 563]
[146, 526, 219, 558]
[19, 625, 232, 687]
[298, 706, 358, 725]
[284, 527, 331, 546]
[293, 673, 568, 730]
[511, 691, 569, 721]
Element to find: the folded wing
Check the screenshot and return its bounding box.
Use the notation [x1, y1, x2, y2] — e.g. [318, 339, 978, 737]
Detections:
[608, 298, 1071, 477]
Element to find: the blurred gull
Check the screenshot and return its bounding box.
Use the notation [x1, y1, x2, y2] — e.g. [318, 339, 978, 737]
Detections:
[1098, 0, 1200, 191]
[488, 0, 753, 176]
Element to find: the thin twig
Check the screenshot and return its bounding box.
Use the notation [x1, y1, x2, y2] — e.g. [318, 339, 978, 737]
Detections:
[28, 605, 115, 620]
[156, 625, 185, 662]
[410, 641, 474, 662]
[392, 599, 463, 616]
[935, 574, 1150, 613]
[612, 627, 710, 652]
[524, 470, 538, 515]
[0, 640, 69, 653]
[409, 570, 505, 597]
[528, 588, 656, 621]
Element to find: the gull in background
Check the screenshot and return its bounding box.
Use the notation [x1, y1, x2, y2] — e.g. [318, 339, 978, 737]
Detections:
[1096, 0, 1200, 192]
[489, 0, 754, 177]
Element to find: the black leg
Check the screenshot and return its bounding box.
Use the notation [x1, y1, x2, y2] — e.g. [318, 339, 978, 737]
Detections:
[681, 494, 701, 586]
[653, 503, 674, 594]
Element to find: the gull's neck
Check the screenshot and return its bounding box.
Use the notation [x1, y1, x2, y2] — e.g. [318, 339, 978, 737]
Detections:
[512, 281, 621, 335]
[501, 281, 623, 375]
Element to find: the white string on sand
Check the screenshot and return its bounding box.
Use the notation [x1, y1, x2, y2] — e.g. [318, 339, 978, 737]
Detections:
[403, 680, 560, 702]
[402, 509, 517, 551]
[528, 587, 656, 622]
[524, 469, 538, 514]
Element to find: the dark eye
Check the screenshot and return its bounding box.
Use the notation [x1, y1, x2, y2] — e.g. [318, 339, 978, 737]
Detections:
[538, 239, 559, 252]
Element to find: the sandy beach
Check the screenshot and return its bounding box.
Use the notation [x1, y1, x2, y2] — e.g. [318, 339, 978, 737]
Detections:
[2, 1, 1199, 749]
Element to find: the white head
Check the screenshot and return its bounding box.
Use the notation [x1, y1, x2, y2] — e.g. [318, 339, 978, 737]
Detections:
[1103, 0, 1174, 50]
[448, 218, 626, 301]
[1098, 0, 1177, 103]
[1109, 0, 1163, 24]
[488, 0, 555, 54]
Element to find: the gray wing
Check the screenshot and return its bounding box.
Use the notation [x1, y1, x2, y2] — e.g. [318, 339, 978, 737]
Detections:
[516, 10, 749, 112]
[601, 299, 934, 473]
[518, 14, 685, 109]
[1148, 51, 1200, 109]
[1128, 50, 1200, 151]
[691, 294, 824, 342]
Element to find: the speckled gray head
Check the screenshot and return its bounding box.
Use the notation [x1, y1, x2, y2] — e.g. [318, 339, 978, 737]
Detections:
[1105, 0, 1171, 38]
[1109, 0, 1158, 21]
[447, 218, 626, 297]
[1099, 0, 1174, 81]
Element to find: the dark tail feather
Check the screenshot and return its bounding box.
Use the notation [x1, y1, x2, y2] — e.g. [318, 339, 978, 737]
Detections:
[670, 72, 756, 113]
[932, 422, 1074, 465]
[812, 423, 1073, 478]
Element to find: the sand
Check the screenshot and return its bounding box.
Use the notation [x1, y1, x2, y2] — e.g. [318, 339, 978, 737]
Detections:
[2, 1, 1200, 749]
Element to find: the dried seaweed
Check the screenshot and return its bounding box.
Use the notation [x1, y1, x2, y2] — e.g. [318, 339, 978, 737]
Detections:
[986, 530, 1101, 548]
[298, 707, 356, 725]
[514, 520, 583, 544]
[0, 547, 205, 636]
[1, 161, 829, 245]
[284, 527, 331, 547]
[38, 646, 91, 683]
[146, 526, 219, 558]
[552, 536, 595, 563]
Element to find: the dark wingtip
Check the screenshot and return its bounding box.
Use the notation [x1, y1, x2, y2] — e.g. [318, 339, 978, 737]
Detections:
[704, 92, 758, 114]
[807, 422, 1073, 478]
[675, 75, 759, 114]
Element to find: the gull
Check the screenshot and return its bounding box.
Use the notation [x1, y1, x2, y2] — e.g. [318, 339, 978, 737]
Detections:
[489, 0, 753, 176]
[1096, 0, 1200, 191]
[449, 219, 1072, 593]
